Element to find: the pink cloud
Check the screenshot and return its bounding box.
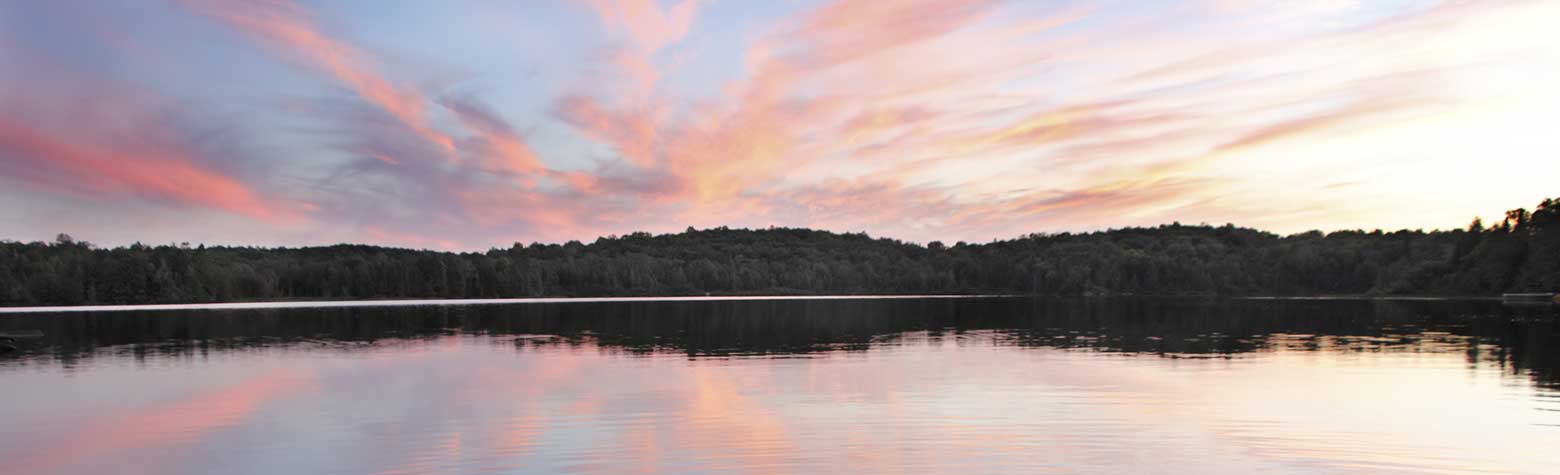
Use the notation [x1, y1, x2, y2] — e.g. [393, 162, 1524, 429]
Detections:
[184, 0, 457, 157]
[441, 96, 546, 177]
[556, 95, 661, 168]
[8, 0, 1541, 247]
[777, 0, 996, 69]
[584, 0, 699, 54]
[0, 112, 294, 223]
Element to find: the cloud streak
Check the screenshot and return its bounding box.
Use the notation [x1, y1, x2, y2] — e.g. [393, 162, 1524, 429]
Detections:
[3, 0, 1558, 247]
[0, 116, 289, 222]
[184, 0, 458, 157]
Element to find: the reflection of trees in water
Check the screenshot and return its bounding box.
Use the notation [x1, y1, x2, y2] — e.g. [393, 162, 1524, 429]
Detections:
[2, 298, 1556, 386]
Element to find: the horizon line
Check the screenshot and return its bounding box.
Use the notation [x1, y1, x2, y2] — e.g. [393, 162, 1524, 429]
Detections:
[6, 218, 1497, 254]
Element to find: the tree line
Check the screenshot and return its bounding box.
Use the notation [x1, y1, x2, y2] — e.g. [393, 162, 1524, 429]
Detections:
[2, 197, 1557, 306]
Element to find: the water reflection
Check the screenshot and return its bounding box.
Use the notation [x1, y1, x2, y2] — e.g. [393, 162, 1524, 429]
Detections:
[1, 297, 1557, 474]
[3, 298, 1557, 385]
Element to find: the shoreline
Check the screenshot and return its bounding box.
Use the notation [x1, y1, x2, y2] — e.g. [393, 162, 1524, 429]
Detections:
[0, 294, 1017, 314]
[0, 293, 1529, 314]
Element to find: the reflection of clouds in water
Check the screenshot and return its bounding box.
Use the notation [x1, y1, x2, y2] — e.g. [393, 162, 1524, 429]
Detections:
[3, 297, 1557, 386]
[1, 368, 318, 475]
[0, 298, 1558, 473]
[2, 329, 1559, 474]
[362, 334, 1560, 473]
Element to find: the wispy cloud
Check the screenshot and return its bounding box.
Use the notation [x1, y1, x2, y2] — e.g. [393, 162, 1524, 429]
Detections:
[0, 114, 291, 223]
[0, 60, 300, 226]
[183, 0, 458, 157]
[3, 0, 1557, 247]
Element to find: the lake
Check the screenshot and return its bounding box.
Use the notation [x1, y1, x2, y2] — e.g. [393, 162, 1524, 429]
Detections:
[1, 296, 1557, 474]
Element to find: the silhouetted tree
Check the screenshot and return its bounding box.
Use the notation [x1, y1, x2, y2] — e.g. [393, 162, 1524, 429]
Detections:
[2, 198, 1558, 306]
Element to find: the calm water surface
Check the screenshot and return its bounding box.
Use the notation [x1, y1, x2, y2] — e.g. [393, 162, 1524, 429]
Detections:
[1, 297, 1557, 474]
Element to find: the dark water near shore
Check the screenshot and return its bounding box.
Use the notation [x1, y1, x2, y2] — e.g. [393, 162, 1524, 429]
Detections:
[2, 297, 1558, 474]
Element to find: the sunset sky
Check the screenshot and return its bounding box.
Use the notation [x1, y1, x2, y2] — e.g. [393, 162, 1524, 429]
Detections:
[2, 0, 1557, 250]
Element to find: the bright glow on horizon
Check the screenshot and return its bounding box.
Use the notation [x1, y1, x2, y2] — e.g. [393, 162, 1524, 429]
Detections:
[1, 0, 1557, 250]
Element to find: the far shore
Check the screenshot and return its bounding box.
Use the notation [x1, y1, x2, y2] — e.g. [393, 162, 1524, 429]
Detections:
[0, 294, 1014, 314]
[0, 293, 1538, 314]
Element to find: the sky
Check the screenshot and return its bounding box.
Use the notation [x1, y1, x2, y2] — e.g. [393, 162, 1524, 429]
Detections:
[1, 0, 1557, 250]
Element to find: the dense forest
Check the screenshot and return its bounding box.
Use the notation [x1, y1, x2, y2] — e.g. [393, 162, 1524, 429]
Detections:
[1, 198, 1557, 306]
